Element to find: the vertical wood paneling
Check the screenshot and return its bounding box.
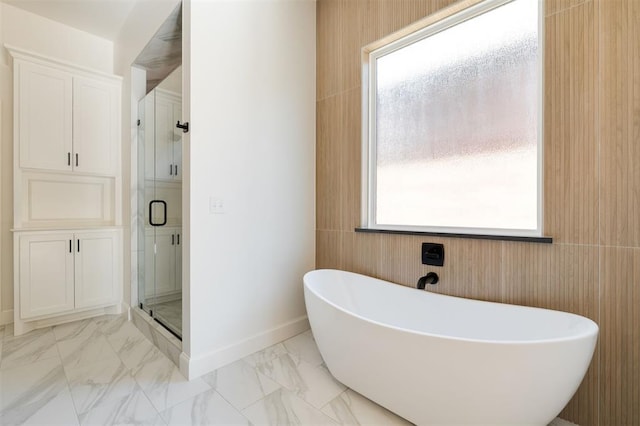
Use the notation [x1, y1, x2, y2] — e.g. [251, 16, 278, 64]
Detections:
[501, 243, 599, 426]
[427, 239, 503, 302]
[600, 0, 640, 247]
[341, 231, 384, 277]
[316, 95, 342, 231]
[600, 247, 640, 426]
[339, 88, 361, 232]
[544, 1, 598, 244]
[340, 0, 385, 93]
[317, 0, 640, 424]
[376, 233, 425, 286]
[380, 0, 456, 36]
[317, 0, 342, 100]
[546, 0, 589, 17]
[316, 230, 342, 270]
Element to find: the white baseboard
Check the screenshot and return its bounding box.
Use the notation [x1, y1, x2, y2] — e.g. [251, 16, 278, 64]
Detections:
[180, 315, 309, 380]
[1, 309, 13, 326]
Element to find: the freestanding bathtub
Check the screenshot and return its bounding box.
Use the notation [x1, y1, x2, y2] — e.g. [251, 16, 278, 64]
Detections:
[304, 269, 598, 426]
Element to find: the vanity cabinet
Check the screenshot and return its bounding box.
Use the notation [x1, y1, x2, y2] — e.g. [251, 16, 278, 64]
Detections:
[144, 227, 182, 298]
[18, 229, 122, 320]
[17, 60, 120, 175]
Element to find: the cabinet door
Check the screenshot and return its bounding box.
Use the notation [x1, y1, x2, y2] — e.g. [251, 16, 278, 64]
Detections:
[73, 77, 119, 175]
[18, 61, 73, 171]
[143, 95, 156, 181]
[154, 228, 177, 295]
[175, 229, 182, 292]
[154, 96, 174, 181]
[143, 229, 156, 298]
[19, 233, 74, 319]
[74, 231, 120, 309]
[172, 102, 182, 181]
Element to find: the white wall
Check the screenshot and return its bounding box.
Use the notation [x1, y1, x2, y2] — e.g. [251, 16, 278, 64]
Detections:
[183, 0, 316, 378]
[113, 0, 180, 311]
[0, 3, 114, 324]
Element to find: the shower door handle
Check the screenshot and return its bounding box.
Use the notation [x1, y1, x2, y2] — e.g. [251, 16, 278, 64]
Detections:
[149, 200, 167, 227]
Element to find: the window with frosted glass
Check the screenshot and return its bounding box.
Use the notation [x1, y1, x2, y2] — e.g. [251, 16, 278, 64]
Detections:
[366, 0, 541, 235]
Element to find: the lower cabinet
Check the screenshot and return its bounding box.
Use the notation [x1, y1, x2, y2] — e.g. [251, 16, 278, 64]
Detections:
[18, 229, 121, 320]
[144, 227, 181, 299]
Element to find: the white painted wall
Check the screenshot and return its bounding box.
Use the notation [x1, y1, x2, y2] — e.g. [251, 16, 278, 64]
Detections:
[112, 0, 180, 311]
[0, 3, 114, 324]
[183, 0, 316, 378]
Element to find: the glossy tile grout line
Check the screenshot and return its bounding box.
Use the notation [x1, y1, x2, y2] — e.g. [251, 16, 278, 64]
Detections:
[0, 316, 580, 425]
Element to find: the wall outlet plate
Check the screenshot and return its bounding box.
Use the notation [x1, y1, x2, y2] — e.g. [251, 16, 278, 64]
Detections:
[422, 242, 444, 266]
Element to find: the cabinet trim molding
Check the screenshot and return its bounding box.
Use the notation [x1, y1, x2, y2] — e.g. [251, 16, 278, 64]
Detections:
[5, 44, 123, 82]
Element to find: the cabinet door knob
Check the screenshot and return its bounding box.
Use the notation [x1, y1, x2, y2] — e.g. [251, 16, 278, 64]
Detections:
[170, 164, 173, 175]
[75, 153, 79, 167]
[67, 153, 71, 166]
[69, 240, 72, 253]
[77, 239, 80, 252]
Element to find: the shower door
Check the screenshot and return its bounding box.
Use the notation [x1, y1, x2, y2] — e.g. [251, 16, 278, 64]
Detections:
[138, 86, 183, 339]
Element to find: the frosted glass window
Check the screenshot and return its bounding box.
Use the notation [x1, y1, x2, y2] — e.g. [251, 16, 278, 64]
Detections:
[365, 0, 541, 236]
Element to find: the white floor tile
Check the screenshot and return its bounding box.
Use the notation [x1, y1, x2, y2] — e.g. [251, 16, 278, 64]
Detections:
[2, 385, 80, 426]
[134, 350, 211, 412]
[53, 319, 98, 342]
[202, 358, 281, 410]
[322, 389, 412, 426]
[161, 388, 249, 425]
[1, 327, 59, 370]
[251, 351, 346, 409]
[58, 334, 136, 414]
[0, 357, 75, 424]
[243, 388, 338, 425]
[78, 385, 161, 426]
[283, 330, 325, 366]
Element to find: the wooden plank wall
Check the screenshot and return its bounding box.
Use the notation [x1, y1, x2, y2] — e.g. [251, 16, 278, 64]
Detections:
[316, 1, 640, 425]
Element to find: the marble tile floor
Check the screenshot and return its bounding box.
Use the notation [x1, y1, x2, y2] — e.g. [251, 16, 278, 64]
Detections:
[149, 300, 182, 338]
[0, 319, 578, 425]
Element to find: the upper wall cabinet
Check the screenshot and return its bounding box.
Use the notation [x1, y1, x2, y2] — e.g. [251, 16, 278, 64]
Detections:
[15, 53, 120, 176]
[145, 89, 182, 182]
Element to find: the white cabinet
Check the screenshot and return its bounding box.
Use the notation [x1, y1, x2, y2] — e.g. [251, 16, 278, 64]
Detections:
[75, 231, 120, 309]
[19, 233, 74, 319]
[144, 227, 181, 298]
[144, 90, 182, 182]
[17, 61, 73, 172]
[9, 47, 123, 336]
[16, 59, 120, 175]
[73, 77, 119, 175]
[18, 230, 121, 320]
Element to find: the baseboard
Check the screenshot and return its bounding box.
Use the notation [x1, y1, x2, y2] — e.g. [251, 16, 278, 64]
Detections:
[181, 315, 310, 380]
[1, 309, 14, 326]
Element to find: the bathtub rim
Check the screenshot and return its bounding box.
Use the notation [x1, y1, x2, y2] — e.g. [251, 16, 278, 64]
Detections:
[304, 268, 599, 346]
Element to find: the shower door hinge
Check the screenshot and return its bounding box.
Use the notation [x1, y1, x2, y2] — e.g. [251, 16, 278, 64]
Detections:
[176, 121, 189, 133]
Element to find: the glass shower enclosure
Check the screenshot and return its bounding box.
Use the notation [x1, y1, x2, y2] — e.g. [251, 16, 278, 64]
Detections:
[137, 70, 183, 338]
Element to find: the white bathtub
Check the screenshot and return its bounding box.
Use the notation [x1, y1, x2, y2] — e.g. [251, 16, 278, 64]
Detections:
[303, 269, 598, 426]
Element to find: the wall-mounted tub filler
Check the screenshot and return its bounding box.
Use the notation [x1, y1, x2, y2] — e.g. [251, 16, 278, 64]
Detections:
[304, 269, 598, 426]
[417, 272, 439, 288]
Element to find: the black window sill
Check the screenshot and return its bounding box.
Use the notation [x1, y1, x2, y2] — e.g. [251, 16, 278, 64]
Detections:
[354, 227, 553, 244]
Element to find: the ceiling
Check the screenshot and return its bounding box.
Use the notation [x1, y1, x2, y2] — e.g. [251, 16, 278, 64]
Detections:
[2, 0, 138, 41]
